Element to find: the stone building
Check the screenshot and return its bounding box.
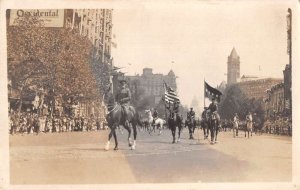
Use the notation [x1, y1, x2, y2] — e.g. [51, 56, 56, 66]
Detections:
[64, 9, 113, 64]
[227, 48, 240, 86]
[264, 82, 284, 119]
[235, 78, 283, 100]
[283, 63, 292, 113]
[127, 68, 177, 105]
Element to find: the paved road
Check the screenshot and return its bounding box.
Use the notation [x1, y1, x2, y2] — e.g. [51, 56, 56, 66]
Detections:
[10, 127, 292, 184]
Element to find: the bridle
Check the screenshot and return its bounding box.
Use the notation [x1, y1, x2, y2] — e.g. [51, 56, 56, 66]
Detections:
[107, 104, 120, 115]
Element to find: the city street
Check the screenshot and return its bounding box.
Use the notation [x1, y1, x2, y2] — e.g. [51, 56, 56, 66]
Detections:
[10, 128, 292, 184]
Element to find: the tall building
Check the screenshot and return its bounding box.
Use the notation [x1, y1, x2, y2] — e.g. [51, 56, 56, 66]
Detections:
[65, 9, 113, 64]
[236, 78, 283, 100]
[227, 48, 240, 85]
[127, 68, 177, 105]
[264, 82, 285, 119]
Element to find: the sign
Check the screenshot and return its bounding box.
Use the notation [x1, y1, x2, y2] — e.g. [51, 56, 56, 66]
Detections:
[9, 9, 65, 27]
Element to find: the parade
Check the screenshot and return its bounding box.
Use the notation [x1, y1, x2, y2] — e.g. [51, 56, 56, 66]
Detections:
[4, 2, 294, 186]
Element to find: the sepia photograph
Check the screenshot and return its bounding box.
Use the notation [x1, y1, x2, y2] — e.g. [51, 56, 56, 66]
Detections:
[0, 0, 299, 189]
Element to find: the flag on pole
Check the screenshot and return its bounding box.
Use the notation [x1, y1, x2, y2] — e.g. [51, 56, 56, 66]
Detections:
[163, 82, 180, 104]
[204, 81, 222, 102]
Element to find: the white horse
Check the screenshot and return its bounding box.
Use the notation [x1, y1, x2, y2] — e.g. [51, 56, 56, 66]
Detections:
[145, 110, 166, 135]
[232, 116, 239, 138]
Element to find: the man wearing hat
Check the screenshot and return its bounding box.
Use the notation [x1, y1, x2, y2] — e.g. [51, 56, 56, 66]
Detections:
[115, 78, 132, 127]
[207, 97, 218, 113]
[207, 97, 220, 126]
[152, 108, 158, 126]
[187, 107, 196, 139]
[188, 107, 196, 122]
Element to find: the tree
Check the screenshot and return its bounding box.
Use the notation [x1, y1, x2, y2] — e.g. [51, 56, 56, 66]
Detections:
[7, 13, 105, 115]
[219, 85, 264, 122]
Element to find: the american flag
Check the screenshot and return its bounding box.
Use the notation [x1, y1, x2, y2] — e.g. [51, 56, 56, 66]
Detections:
[163, 82, 180, 104]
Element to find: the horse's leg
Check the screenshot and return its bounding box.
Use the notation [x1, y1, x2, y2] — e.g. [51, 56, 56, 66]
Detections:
[177, 125, 181, 142]
[126, 123, 132, 147]
[171, 127, 176, 143]
[105, 124, 115, 151]
[113, 129, 118, 150]
[215, 127, 218, 143]
[210, 126, 214, 143]
[207, 125, 210, 138]
[131, 123, 137, 150]
[158, 124, 161, 135]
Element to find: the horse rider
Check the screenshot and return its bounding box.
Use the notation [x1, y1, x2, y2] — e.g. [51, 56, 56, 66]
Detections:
[207, 97, 220, 126]
[246, 112, 253, 124]
[172, 101, 180, 113]
[233, 113, 239, 136]
[200, 107, 207, 128]
[188, 107, 196, 125]
[246, 111, 253, 129]
[201, 107, 208, 119]
[115, 79, 132, 127]
[152, 108, 158, 126]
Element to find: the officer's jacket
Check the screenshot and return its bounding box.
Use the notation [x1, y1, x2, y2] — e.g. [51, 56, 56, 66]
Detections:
[208, 103, 217, 113]
[189, 111, 195, 118]
[153, 111, 158, 118]
[116, 87, 131, 104]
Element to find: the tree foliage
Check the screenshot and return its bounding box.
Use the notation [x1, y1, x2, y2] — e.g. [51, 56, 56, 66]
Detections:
[7, 14, 106, 107]
[218, 85, 264, 122]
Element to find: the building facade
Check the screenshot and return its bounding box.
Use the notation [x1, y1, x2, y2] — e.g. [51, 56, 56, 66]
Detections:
[227, 48, 240, 86]
[264, 82, 284, 119]
[283, 64, 292, 112]
[64, 9, 113, 64]
[127, 68, 177, 105]
[235, 78, 283, 100]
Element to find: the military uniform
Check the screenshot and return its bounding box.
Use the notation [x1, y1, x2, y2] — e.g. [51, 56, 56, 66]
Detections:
[152, 109, 158, 125]
[208, 102, 218, 113]
[115, 81, 132, 124]
[115, 87, 131, 105]
[188, 110, 195, 119]
[207, 101, 220, 126]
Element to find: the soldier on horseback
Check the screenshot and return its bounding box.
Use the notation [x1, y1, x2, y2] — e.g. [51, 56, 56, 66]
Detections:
[201, 107, 209, 139]
[152, 108, 158, 126]
[207, 97, 220, 124]
[188, 108, 195, 121]
[115, 79, 132, 127]
[187, 107, 196, 139]
[207, 97, 221, 144]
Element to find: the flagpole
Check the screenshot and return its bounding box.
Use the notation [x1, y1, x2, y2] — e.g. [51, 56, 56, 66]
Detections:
[163, 82, 168, 124]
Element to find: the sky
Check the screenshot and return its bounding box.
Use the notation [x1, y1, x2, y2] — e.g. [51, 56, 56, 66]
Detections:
[111, 0, 294, 108]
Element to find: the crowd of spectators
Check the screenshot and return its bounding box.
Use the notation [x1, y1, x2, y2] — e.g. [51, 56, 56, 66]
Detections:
[9, 110, 108, 135]
[263, 117, 292, 136]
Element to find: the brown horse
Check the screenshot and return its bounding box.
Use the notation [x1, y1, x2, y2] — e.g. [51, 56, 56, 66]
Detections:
[104, 92, 141, 151]
[209, 112, 220, 144]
